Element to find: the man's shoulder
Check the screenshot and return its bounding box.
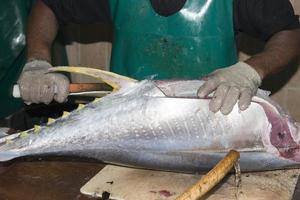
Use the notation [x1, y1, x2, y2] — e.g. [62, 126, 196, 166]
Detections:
[234, 0, 299, 41]
[41, 0, 111, 25]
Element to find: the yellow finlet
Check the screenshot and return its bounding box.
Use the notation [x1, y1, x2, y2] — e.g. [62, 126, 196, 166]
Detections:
[77, 104, 85, 110]
[6, 139, 13, 144]
[93, 98, 101, 103]
[47, 118, 56, 125]
[20, 131, 29, 138]
[48, 67, 137, 92]
[62, 111, 70, 118]
[34, 125, 41, 133]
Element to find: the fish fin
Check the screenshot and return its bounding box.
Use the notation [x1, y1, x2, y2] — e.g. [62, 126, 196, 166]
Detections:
[77, 104, 85, 110]
[93, 98, 101, 103]
[0, 151, 19, 162]
[62, 111, 70, 118]
[48, 67, 137, 91]
[0, 132, 20, 144]
[34, 125, 41, 133]
[20, 131, 29, 138]
[47, 118, 56, 125]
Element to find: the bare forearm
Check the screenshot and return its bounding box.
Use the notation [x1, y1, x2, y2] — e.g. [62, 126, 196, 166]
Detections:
[245, 29, 300, 79]
[27, 0, 59, 63]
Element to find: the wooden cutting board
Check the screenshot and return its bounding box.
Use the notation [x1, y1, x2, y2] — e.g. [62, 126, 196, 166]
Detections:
[80, 165, 300, 200]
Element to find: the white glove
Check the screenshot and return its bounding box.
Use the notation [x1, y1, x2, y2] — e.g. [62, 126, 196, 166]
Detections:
[18, 60, 69, 105]
[197, 62, 262, 115]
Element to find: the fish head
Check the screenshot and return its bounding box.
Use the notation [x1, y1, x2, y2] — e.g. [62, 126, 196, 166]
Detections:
[253, 95, 300, 163]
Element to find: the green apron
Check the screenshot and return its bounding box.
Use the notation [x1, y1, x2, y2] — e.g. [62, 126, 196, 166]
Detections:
[0, 0, 34, 119]
[109, 0, 238, 80]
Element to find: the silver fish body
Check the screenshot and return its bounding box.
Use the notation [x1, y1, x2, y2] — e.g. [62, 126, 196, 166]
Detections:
[0, 79, 299, 173]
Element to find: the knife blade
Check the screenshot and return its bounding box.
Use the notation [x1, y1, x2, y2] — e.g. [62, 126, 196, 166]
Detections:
[13, 83, 111, 98]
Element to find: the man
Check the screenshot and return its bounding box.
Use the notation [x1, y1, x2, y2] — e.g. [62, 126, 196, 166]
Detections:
[18, 0, 300, 115]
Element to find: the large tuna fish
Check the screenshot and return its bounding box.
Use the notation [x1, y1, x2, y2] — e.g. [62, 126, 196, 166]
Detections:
[0, 67, 299, 172]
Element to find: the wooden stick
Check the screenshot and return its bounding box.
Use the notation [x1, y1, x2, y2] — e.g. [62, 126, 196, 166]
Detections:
[176, 150, 240, 200]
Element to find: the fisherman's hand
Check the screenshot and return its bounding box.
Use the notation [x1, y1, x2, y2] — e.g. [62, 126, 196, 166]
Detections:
[197, 62, 262, 115]
[18, 60, 69, 105]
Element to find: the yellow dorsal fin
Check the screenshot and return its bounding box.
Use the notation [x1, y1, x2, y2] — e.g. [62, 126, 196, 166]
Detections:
[62, 111, 70, 118]
[77, 104, 85, 110]
[34, 125, 41, 133]
[47, 118, 56, 125]
[48, 67, 137, 91]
